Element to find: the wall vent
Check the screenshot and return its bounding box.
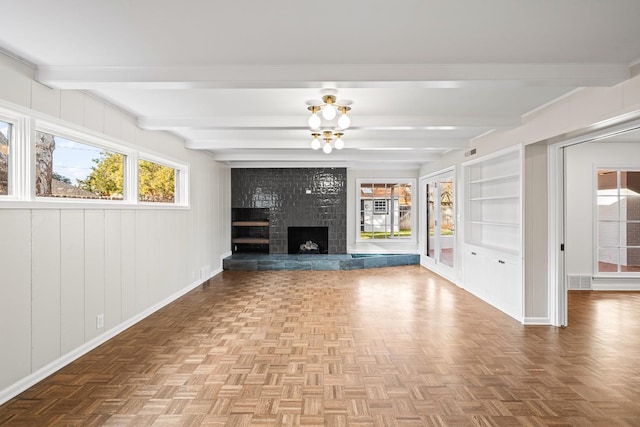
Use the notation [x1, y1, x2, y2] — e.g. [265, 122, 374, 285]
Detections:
[567, 275, 592, 290]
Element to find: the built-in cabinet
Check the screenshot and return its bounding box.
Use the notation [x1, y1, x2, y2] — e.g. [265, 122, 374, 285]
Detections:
[232, 208, 270, 253]
[463, 146, 523, 321]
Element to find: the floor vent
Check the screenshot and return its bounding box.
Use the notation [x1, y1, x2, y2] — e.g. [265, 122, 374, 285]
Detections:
[568, 275, 592, 290]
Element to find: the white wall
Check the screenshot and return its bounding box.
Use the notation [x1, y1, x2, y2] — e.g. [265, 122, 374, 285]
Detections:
[565, 141, 640, 276]
[419, 73, 640, 323]
[0, 53, 231, 403]
[347, 168, 419, 253]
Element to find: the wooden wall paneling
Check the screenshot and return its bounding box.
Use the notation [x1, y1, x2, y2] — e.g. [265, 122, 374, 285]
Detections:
[84, 210, 105, 341]
[30, 81, 61, 118]
[0, 56, 32, 107]
[104, 210, 122, 330]
[147, 210, 165, 304]
[0, 210, 32, 389]
[103, 105, 122, 140]
[134, 210, 149, 312]
[176, 210, 189, 286]
[83, 95, 104, 134]
[60, 210, 85, 353]
[120, 210, 136, 321]
[60, 91, 85, 127]
[30, 210, 61, 371]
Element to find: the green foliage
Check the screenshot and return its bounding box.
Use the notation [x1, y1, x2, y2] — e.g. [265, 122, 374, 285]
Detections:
[138, 160, 175, 203]
[77, 151, 124, 197]
[77, 152, 176, 202]
[52, 172, 71, 184]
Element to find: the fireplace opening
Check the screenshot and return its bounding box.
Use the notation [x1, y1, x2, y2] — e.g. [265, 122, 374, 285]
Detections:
[288, 226, 329, 254]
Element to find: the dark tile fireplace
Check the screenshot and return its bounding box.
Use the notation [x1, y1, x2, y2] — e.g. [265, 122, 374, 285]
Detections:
[288, 226, 328, 254]
[231, 168, 346, 254]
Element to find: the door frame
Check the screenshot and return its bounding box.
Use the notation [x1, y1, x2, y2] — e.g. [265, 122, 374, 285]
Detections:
[420, 167, 457, 282]
[547, 113, 640, 327]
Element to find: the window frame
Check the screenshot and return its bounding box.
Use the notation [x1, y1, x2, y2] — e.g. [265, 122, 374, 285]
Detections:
[137, 152, 189, 206]
[0, 100, 190, 209]
[594, 166, 640, 277]
[356, 178, 416, 243]
[0, 107, 29, 201]
[34, 121, 133, 203]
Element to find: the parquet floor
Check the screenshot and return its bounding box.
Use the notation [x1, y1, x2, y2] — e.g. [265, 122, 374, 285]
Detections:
[1, 266, 640, 426]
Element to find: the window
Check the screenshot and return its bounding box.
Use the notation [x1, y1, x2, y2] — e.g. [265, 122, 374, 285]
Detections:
[0, 105, 189, 207]
[0, 119, 11, 195]
[35, 131, 125, 200]
[596, 169, 640, 274]
[358, 180, 414, 240]
[138, 158, 176, 203]
[373, 199, 388, 214]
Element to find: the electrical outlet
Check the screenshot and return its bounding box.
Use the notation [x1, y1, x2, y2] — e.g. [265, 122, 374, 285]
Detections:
[96, 314, 104, 329]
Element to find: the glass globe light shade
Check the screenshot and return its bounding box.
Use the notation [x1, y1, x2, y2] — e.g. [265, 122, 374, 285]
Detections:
[322, 142, 332, 154]
[322, 104, 336, 120]
[334, 137, 344, 150]
[308, 113, 321, 129]
[311, 136, 321, 150]
[338, 113, 350, 130]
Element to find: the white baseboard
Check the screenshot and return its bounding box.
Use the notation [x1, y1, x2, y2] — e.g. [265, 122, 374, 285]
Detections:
[0, 275, 212, 406]
[524, 317, 552, 325]
[591, 283, 640, 291]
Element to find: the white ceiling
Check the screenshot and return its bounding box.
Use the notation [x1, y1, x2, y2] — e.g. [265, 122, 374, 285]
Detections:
[1, 0, 639, 168]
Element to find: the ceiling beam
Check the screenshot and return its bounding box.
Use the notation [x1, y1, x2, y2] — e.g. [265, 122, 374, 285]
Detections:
[185, 139, 470, 150]
[209, 149, 441, 163]
[37, 63, 630, 90]
[139, 115, 520, 130]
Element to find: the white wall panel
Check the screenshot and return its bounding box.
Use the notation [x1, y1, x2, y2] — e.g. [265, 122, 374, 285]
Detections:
[103, 105, 122, 140]
[104, 210, 122, 329]
[0, 55, 32, 107]
[84, 210, 105, 341]
[135, 210, 150, 311]
[0, 210, 32, 390]
[623, 75, 640, 108]
[60, 91, 84, 127]
[31, 81, 61, 118]
[60, 210, 85, 353]
[120, 210, 137, 321]
[146, 210, 165, 304]
[0, 52, 231, 404]
[31, 210, 61, 370]
[83, 95, 104, 134]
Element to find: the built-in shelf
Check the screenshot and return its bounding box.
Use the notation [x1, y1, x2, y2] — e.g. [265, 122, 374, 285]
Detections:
[468, 172, 520, 185]
[232, 237, 269, 244]
[468, 220, 519, 227]
[463, 146, 524, 322]
[232, 221, 269, 227]
[469, 195, 519, 201]
[232, 208, 270, 253]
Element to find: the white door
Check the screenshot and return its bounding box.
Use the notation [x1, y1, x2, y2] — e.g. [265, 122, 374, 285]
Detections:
[421, 170, 456, 280]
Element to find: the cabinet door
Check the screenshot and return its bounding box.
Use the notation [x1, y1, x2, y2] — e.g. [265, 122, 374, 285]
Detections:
[463, 248, 485, 298]
[502, 257, 523, 320]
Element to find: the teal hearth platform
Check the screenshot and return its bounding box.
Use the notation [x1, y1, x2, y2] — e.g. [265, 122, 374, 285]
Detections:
[223, 253, 419, 271]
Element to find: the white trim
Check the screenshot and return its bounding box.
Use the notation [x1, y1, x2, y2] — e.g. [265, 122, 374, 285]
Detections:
[524, 316, 552, 325]
[355, 178, 417, 244]
[0, 270, 221, 406]
[546, 116, 640, 329]
[419, 167, 457, 282]
[0, 99, 191, 209]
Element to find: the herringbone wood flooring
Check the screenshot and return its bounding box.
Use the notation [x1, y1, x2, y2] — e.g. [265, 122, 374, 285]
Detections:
[1, 266, 640, 426]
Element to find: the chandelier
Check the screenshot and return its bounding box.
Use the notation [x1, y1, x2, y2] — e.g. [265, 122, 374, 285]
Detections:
[306, 89, 351, 153]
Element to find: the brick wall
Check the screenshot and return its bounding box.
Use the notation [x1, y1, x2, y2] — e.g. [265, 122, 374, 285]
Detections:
[231, 168, 347, 254]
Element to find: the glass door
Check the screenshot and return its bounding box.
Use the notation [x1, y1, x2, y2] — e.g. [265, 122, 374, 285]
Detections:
[421, 170, 456, 279]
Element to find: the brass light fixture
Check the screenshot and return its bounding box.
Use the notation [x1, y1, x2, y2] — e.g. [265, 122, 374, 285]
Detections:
[310, 130, 345, 154]
[307, 89, 351, 153]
